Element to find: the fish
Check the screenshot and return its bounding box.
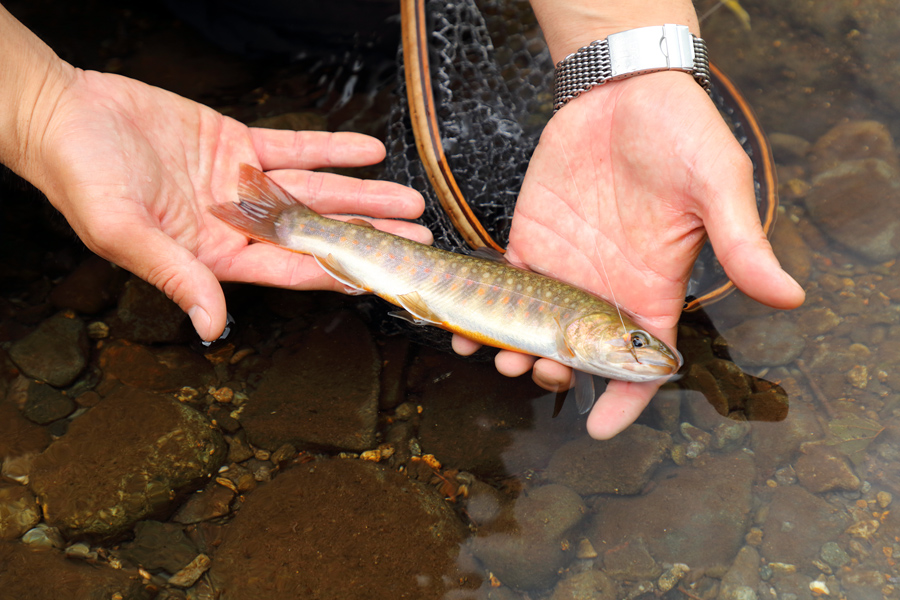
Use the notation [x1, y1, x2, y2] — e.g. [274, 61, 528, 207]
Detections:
[211, 164, 682, 413]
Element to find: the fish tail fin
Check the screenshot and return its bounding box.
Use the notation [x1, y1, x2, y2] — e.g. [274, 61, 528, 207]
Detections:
[209, 163, 313, 244]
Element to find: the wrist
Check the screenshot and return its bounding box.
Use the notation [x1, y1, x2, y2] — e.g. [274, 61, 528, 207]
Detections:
[529, 0, 699, 63]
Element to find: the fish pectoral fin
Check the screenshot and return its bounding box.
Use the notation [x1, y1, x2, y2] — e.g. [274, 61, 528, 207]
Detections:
[395, 291, 442, 325]
[553, 317, 576, 359]
[346, 218, 375, 228]
[573, 371, 596, 415]
[314, 254, 367, 295]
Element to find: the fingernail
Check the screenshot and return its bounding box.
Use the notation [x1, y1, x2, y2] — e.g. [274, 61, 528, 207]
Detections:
[188, 305, 212, 341]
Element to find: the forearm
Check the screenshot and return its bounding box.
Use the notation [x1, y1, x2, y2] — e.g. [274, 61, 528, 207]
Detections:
[529, 0, 698, 62]
[0, 4, 75, 182]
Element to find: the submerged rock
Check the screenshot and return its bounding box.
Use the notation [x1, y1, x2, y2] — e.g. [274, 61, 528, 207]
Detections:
[8, 311, 89, 387]
[29, 387, 225, 539]
[761, 485, 852, 567]
[0, 484, 41, 540]
[208, 458, 471, 600]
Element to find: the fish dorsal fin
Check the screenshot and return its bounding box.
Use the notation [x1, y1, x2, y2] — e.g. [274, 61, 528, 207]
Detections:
[470, 247, 507, 262]
[314, 254, 368, 295]
[573, 371, 597, 414]
[347, 218, 375, 228]
[395, 291, 442, 325]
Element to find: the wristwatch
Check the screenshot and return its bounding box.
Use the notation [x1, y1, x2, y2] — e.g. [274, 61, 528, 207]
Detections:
[553, 24, 711, 112]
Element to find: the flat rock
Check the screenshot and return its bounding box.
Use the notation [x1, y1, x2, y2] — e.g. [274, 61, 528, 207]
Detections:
[29, 387, 225, 539]
[761, 484, 852, 567]
[8, 311, 89, 387]
[722, 314, 806, 368]
[794, 444, 861, 493]
[750, 399, 824, 476]
[544, 426, 672, 496]
[588, 452, 755, 570]
[805, 158, 900, 262]
[111, 277, 191, 344]
[241, 311, 380, 452]
[0, 401, 51, 462]
[114, 520, 198, 574]
[19, 379, 75, 425]
[0, 541, 154, 600]
[0, 484, 41, 540]
[98, 340, 214, 392]
[208, 458, 472, 600]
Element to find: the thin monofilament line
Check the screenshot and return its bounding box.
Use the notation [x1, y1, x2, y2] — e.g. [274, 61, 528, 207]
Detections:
[558, 137, 630, 342]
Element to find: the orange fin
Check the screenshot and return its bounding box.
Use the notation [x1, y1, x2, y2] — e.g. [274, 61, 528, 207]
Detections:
[314, 253, 367, 295]
[209, 164, 312, 244]
[395, 291, 441, 325]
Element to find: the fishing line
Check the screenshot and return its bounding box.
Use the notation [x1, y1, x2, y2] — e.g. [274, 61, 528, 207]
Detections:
[557, 136, 635, 356]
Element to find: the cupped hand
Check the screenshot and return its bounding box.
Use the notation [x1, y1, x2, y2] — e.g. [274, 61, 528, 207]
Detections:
[27, 69, 429, 341]
[453, 72, 805, 439]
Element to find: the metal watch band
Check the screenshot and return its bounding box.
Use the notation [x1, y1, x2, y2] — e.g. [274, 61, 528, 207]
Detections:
[553, 24, 711, 112]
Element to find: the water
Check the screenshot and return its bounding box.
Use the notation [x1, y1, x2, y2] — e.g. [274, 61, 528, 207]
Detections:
[3, 1, 900, 599]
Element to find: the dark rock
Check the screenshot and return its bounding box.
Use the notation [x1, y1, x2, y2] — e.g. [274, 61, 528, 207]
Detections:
[115, 520, 198, 574]
[544, 426, 671, 496]
[722, 314, 806, 368]
[98, 340, 214, 392]
[0, 484, 41, 540]
[0, 541, 154, 600]
[0, 401, 52, 463]
[49, 255, 126, 314]
[761, 485, 852, 567]
[171, 482, 235, 524]
[805, 159, 900, 262]
[29, 387, 225, 539]
[8, 310, 89, 387]
[112, 276, 191, 344]
[208, 459, 472, 600]
[744, 388, 790, 422]
[794, 444, 860, 493]
[750, 399, 824, 476]
[550, 571, 617, 600]
[467, 484, 586, 590]
[241, 311, 380, 452]
[20, 379, 75, 425]
[588, 452, 755, 570]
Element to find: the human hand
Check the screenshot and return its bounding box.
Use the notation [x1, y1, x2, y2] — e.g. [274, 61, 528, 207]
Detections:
[453, 72, 804, 438]
[17, 68, 429, 341]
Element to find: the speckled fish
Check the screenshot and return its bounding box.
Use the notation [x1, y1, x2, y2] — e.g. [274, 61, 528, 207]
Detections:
[211, 165, 682, 413]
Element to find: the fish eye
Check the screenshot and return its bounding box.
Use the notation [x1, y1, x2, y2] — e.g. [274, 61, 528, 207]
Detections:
[630, 331, 649, 349]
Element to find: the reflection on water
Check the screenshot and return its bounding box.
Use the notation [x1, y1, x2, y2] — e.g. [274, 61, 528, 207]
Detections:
[2, 0, 900, 599]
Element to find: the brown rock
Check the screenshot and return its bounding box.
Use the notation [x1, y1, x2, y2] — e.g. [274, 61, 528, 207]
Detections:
[795, 444, 861, 493]
[0, 484, 41, 540]
[722, 314, 806, 368]
[808, 120, 897, 175]
[49, 256, 126, 314]
[761, 485, 852, 567]
[98, 340, 214, 392]
[8, 311, 89, 387]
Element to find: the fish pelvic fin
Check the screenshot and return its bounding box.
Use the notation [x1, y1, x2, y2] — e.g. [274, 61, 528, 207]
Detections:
[314, 254, 368, 295]
[573, 370, 596, 415]
[209, 164, 312, 244]
[395, 291, 442, 325]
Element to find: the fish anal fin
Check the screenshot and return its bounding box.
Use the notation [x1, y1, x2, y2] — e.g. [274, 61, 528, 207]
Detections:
[396, 291, 442, 325]
[314, 254, 368, 295]
[573, 371, 596, 415]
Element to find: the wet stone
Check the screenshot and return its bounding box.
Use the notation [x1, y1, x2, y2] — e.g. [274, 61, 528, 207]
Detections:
[750, 399, 824, 476]
[797, 307, 842, 336]
[98, 340, 214, 392]
[171, 481, 235, 524]
[241, 311, 380, 453]
[719, 545, 761, 600]
[8, 310, 89, 387]
[49, 255, 126, 314]
[820, 541, 850, 568]
[761, 485, 852, 567]
[208, 458, 471, 600]
[795, 444, 861, 493]
[805, 158, 900, 262]
[722, 314, 806, 368]
[0, 541, 154, 600]
[0, 484, 41, 540]
[589, 452, 755, 571]
[744, 388, 790, 422]
[0, 400, 52, 463]
[115, 520, 198, 574]
[112, 276, 191, 344]
[21, 523, 65, 549]
[29, 387, 226, 539]
[20, 379, 75, 425]
[808, 120, 897, 175]
[550, 571, 617, 600]
[544, 426, 671, 496]
[602, 536, 660, 580]
[468, 484, 586, 590]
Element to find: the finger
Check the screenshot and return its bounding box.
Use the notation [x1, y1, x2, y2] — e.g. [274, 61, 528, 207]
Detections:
[267, 170, 425, 219]
[495, 350, 538, 378]
[585, 379, 661, 439]
[251, 130, 386, 171]
[452, 334, 482, 356]
[531, 358, 573, 391]
[698, 148, 805, 309]
[100, 226, 228, 341]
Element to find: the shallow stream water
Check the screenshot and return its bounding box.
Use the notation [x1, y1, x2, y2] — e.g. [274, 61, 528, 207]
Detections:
[2, 1, 900, 599]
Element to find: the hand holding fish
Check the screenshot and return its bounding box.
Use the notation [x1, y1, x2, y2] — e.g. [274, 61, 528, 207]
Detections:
[0, 5, 430, 342]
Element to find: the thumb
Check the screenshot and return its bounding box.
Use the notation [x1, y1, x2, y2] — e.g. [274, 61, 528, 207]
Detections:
[110, 227, 228, 341]
[697, 152, 805, 310]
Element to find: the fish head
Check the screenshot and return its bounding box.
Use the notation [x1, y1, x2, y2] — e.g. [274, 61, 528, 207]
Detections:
[564, 314, 682, 381]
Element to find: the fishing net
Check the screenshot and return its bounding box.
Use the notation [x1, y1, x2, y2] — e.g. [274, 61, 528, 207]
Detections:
[382, 0, 771, 311]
